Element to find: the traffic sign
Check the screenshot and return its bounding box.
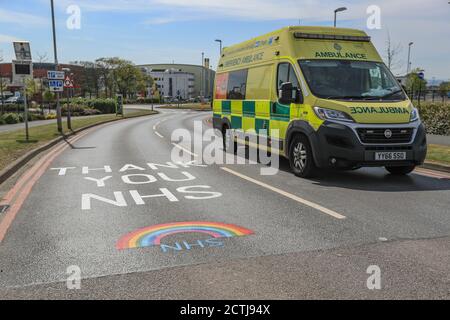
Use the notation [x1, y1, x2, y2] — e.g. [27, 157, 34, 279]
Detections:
[418, 72, 425, 80]
[47, 71, 65, 80]
[49, 79, 64, 92]
[64, 76, 74, 88]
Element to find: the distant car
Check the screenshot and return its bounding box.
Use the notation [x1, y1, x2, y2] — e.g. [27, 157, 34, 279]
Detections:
[447, 92, 450, 98]
[4, 96, 24, 105]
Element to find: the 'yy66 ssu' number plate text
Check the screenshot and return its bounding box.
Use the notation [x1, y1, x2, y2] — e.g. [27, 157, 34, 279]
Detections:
[375, 152, 407, 161]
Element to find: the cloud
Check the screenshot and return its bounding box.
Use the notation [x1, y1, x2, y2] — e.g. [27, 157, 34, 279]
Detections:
[0, 8, 47, 26]
[0, 34, 22, 44]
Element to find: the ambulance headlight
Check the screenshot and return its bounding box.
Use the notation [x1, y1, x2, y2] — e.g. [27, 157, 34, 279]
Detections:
[314, 107, 354, 123]
[410, 107, 419, 122]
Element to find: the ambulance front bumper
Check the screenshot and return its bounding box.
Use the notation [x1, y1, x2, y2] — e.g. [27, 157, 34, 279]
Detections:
[310, 120, 427, 169]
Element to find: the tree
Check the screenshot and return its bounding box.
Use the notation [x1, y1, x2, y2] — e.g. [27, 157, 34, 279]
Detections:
[384, 31, 402, 73]
[438, 81, 450, 102]
[405, 68, 427, 103]
[35, 52, 48, 111]
[25, 78, 42, 101]
[96, 58, 151, 99]
[72, 61, 101, 98]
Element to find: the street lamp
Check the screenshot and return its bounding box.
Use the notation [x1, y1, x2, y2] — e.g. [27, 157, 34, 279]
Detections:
[201, 52, 204, 99]
[215, 39, 223, 55]
[334, 7, 347, 27]
[407, 42, 414, 74]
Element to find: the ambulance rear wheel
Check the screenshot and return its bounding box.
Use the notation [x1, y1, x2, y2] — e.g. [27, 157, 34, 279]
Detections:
[289, 134, 317, 178]
[385, 165, 416, 175]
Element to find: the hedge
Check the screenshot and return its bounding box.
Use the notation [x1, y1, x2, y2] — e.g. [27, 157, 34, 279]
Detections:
[71, 98, 117, 114]
[417, 102, 450, 135]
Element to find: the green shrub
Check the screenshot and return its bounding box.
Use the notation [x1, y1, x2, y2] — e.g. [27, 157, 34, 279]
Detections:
[30, 113, 46, 121]
[71, 98, 117, 114]
[2, 113, 20, 124]
[417, 102, 450, 135]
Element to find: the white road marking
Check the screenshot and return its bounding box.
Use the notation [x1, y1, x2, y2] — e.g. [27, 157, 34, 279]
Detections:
[155, 131, 164, 138]
[220, 167, 347, 220]
[172, 143, 199, 157]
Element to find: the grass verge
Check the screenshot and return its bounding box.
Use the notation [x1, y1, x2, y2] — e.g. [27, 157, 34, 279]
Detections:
[0, 110, 156, 172]
[426, 144, 450, 166]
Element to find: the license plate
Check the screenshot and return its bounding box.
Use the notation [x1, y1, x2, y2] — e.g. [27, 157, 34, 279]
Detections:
[375, 152, 407, 161]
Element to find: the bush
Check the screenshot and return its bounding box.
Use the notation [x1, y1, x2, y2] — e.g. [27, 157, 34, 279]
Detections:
[135, 97, 160, 104]
[30, 113, 46, 121]
[71, 98, 117, 114]
[61, 104, 102, 116]
[45, 114, 57, 120]
[417, 102, 450, 135]
[2, 113, 20, 124]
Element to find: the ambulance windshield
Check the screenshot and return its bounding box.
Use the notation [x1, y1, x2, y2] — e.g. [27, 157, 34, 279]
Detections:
[298, 60, 406, 101]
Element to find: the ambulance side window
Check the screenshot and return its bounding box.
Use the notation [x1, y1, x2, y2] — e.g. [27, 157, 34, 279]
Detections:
[277, 63, 300, 91]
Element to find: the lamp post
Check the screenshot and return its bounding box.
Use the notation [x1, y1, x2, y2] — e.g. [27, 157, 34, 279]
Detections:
[201, 52, 204, 100]
[215, 39, 223, 55]
[50, 0, 62, 133]
[334, 7, 347, 27]
[407, 42, 414, 75]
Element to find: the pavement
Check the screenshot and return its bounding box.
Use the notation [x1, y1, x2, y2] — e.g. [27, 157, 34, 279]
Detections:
[428, 134, 450, 146]
[0, 105, 156, 133]
[0, 107, 449, 299]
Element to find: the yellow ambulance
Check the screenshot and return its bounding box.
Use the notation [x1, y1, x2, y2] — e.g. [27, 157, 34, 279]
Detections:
[212, 26, 427, 178]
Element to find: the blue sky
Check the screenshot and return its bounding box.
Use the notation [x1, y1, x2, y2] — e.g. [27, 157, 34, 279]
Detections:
[0, 0, 449, 80]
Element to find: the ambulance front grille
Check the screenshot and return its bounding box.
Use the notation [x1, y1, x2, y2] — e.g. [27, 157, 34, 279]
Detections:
[356, 128, 414, 144]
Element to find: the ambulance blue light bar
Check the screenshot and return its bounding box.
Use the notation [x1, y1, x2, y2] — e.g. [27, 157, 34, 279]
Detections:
[294, 33, 371, 42]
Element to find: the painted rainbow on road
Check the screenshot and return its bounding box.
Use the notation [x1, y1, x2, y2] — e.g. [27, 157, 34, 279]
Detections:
[116, 221, 254, 250]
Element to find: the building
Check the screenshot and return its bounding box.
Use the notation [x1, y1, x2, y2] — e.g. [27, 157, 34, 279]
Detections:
[138, 63, 215, 99]
[0, 62, 83, 99]
[142, 67, 195, 100]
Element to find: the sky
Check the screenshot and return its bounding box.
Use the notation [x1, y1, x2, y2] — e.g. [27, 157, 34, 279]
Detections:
[0, 0, 449, 81]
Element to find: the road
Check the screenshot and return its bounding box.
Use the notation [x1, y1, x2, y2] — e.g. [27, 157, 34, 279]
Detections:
[0, 108, 449, 299]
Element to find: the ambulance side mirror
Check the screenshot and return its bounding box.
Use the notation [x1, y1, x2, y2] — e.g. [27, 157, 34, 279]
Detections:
[279, 82, 304, 105]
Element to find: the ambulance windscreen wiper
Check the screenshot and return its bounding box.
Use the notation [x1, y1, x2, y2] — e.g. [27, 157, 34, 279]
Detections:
[325, 95, 378, 100]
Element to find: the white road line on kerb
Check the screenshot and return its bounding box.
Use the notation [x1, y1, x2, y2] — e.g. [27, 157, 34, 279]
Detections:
[220, 167, 347, 220]
[172, 143, 199, 157]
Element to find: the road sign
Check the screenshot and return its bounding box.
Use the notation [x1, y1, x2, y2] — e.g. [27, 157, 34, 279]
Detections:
[49, 79, 64, 92]
[13, 41, 32, 61]
[47, 71, 65, 80]
[418, 72, 425, 80]
[64, 76, 74, 88]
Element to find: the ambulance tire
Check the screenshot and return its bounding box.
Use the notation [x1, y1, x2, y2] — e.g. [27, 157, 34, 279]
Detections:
[385, 165, 416, 175]
[289, 134, 317, 178]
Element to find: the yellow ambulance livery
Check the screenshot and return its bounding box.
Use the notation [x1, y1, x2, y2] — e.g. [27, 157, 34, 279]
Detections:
[213, 26, 427, 177]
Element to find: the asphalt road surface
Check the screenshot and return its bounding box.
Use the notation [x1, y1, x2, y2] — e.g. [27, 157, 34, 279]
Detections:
[0, 108, 449, 299]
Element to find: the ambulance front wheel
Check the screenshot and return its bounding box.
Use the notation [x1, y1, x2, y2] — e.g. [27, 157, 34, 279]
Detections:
[289, 134, 317, 178]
